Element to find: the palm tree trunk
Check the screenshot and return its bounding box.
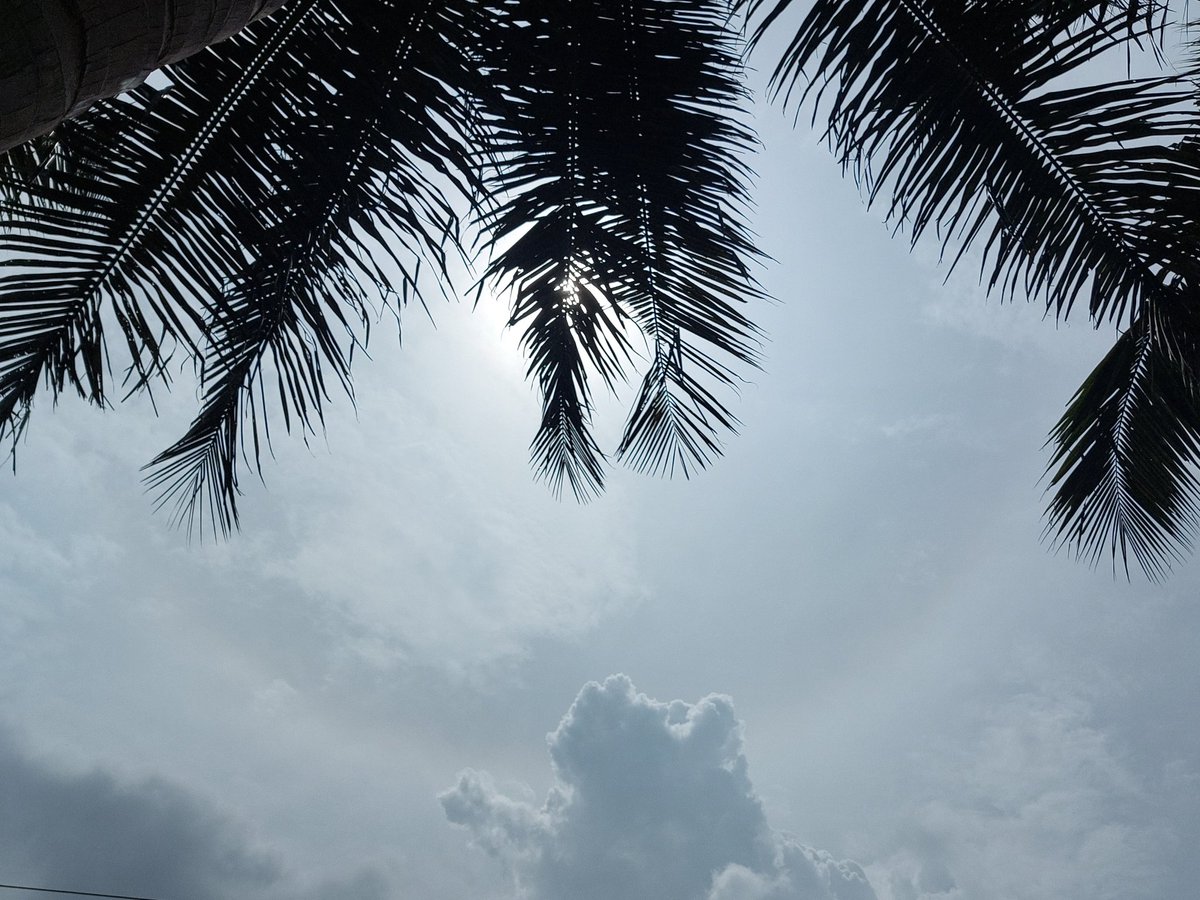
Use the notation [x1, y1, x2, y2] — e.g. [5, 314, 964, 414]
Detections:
[0, 0, 288, 152]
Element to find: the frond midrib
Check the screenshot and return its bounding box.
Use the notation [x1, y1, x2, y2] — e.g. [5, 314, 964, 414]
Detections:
[891, 0, 1172, 321]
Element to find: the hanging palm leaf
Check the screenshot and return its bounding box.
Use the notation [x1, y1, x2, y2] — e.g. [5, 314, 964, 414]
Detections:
[1, 0, 487, 534]
[745, 0, 1200, 574]
[1, 0, 325, 452]
[1, 0, 765, 526]
[1045, 306, 1200, 579]
[140, 0, 486, 535]
[479, 0, 764, 497]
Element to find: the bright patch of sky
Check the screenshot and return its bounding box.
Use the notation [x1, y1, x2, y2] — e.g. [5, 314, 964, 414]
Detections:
[2, 27, 1200, 900]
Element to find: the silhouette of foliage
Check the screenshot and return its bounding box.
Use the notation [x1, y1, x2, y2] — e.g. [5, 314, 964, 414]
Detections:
[6, 0, 1200, 576]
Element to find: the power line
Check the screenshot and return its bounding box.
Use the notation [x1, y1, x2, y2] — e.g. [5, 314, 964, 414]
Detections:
[0, 883, 163, 900]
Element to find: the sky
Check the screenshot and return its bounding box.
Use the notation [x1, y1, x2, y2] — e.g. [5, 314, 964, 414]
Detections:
[3, 16, 1200, 900]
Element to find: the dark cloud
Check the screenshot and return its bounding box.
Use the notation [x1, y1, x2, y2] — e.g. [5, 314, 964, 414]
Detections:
[0, 732, 280, 900]
[442, 675, 876, 900]
[294, 868, 393, 900]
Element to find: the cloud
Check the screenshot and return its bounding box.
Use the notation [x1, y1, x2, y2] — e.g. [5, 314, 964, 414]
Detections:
[220, 308, 647, 679]
[441, 675, 876, 900]
[2, 301, 645, 687]
[0, 731, 280, 900]
[869, 688, 1183, 900]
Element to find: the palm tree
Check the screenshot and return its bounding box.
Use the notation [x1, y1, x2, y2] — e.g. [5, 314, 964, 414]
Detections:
[0, 0, 287, 153]
[0, 0, 764, 534]
[3, 0, 1200, 577]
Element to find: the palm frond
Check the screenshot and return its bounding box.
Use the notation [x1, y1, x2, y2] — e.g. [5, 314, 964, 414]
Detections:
[479, 0, 765, 492]
[0, 0, 323, 451]
[513, 263, 631, 500]
[1043, 308, 1200, 580]
[0, 132, 63, 209]
[748, 0, 1190, 320]
[140, 0, 483, 534]
[746, 0, 1200, 574]
[2, 0, 484, 532]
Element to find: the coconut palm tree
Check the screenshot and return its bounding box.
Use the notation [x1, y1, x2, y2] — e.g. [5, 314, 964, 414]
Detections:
[0, 0, 764, 534]
[4, 0, 1200, 577]
[0, 0, 288, 153]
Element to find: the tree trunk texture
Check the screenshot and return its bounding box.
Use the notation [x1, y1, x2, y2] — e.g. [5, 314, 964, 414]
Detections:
[0, 0, 288, 152]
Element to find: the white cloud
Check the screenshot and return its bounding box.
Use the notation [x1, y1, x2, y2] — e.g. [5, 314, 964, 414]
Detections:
[707, 845, 876, 900]
[441, 675, 877, 900]
[0, 302, 645, 703]
[226, 307, 647, 679]
[869, 688, 1181, 900]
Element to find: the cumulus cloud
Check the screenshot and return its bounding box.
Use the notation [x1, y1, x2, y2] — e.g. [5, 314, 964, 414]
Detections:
[441, 675, 876, 900]
[0, 732, 280, 900]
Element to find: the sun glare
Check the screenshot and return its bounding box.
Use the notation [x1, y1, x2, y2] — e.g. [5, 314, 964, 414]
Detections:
[557, 275, 582, 309]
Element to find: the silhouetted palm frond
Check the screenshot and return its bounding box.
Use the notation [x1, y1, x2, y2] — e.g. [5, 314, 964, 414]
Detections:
[479, 0, 764, 495]
[1, 0, 484, 534]
[140, 0, 484, 535]
[15, 0, 1200, 575]
[1, 0, 322, 453]
[1045, 305, 1200, 579]
[746, 0, 1200, 575]
[1, 0, 765, 525]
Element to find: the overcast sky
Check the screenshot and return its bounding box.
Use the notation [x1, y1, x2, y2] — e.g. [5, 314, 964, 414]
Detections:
[2, 28, 1200, 900]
